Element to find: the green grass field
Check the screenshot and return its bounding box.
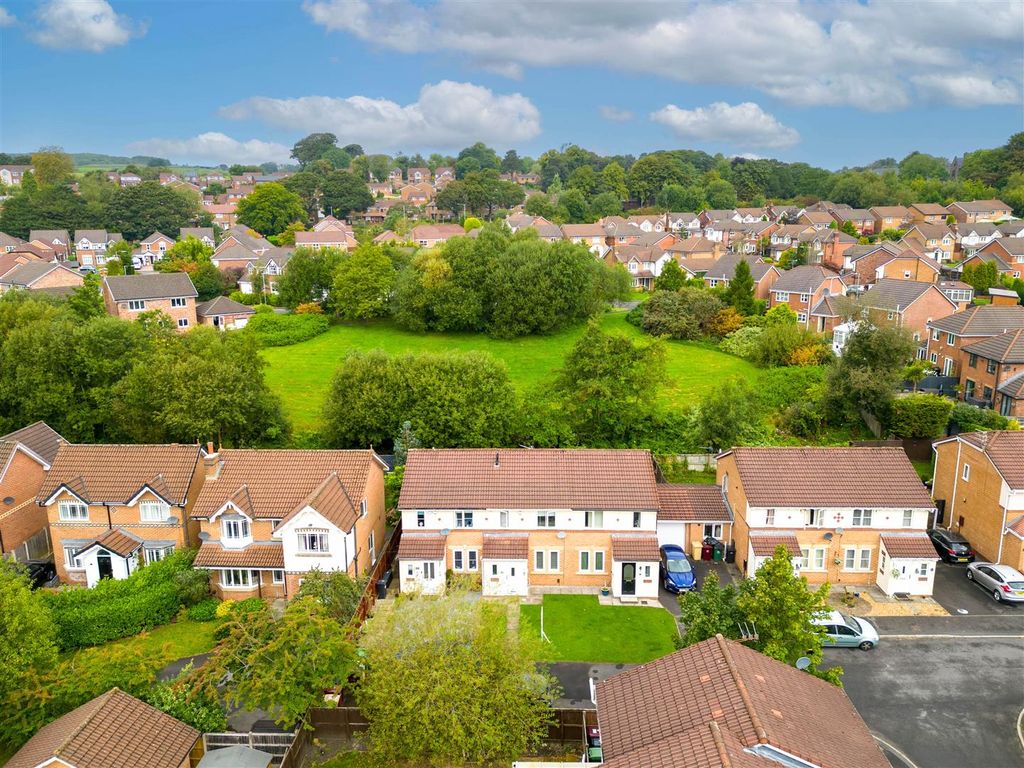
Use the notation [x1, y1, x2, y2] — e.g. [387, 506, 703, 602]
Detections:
[64, 617, 221, 666]
[520, 595, 678, 664]
[261, 311, 758, 430]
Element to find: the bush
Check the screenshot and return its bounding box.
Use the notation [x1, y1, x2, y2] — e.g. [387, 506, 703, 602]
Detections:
[229, 290, 260, 305]
[641, 288, 723, 340]
[757, 366, 828, 411]
[244, 312, 329, 346]
[889, 394, 955, 439]
[186, 597, 220, 622]
[947, 402, 1017, 433]
[295, 302, 324, 314]
[44, 551, 208, 651]
[233, 597, 265, 615]
[145, 672, 228, 732]
[215, 599, 236, 619]
[252, 303, 275, 314]
[720, 326, 764, 359]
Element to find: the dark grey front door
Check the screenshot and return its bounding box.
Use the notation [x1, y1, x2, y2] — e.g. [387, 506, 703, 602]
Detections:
[622, 563, 636, 595]
[97, 552, 114, 580]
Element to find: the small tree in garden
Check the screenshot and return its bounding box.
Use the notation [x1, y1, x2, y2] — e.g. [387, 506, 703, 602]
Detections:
[654, 259, 686, 292]
[678, 571, 742, 645]
[724, 258, 756, 315]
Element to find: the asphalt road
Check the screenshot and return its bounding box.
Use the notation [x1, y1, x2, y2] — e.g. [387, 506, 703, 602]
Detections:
[931, 561, 1023, 617]
[827, 618, 1024, 768]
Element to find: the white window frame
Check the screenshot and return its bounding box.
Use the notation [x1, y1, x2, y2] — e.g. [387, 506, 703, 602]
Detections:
[416, 511, 425, 528]
[902, 509, 914, 527]
[852, 509, 873, 527]
[139, 501, 169, 522]
[632, 511, 642, 529]
[843, 547, 873, 572]
[144, 544, 174, 564]
[298, 530, 330, 553]
[272, 570, 285, 584]
[799, 293, 810, 303]
[765, 509, 775, 526]
[578, 550, 605, 573]
[537, 511, 556, 528]
[64, 544, 84, 569]
[221, 568, 255, 588]
[223, 517, 250, 541]
[360, 499, 368, 518]
[796, 312, 808, 323]
[368, 529, 376, 565]
[58, 500, 89, 521]
[962, 463, 970, 482]
[775, 291, 789, 302]
[170, 297, 187, 308]
[584, 510, 603, 529]
[455, 511, 474, 528]
[499, 510, 509, 528]
[177, 318, 189, 328]
[915, 562, 928, 577]
[704, 523, 723, 539]
[127, 299, 146, 311]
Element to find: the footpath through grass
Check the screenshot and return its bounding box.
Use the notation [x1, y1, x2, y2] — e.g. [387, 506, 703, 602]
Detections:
[519, 594, 678, 664]
[261, 312, 758, 431]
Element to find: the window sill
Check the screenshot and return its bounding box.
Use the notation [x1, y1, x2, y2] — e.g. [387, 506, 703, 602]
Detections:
[295, 552, 330, 557]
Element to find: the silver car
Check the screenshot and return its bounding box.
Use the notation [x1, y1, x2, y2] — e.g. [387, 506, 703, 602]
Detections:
[965, 562, 1024, 603]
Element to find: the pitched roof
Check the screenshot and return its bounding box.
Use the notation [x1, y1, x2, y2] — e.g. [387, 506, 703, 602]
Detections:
[180, 227, 214, 240]
[656, 485, 730, 522]
[0, 421, 64, 464]
[910, 203, 950, 216]
[0, 261, 80, 287]
[720, 447, 933, 508]
[104, 273, 198, 301]
[998, 371, 1024, 399]
[749, 531, 802, 556]
[610, 534, 660, 561]
[810, 294, 842, 317]
[76, 528, 145, 558]
[703, 252, 775, 282]
[928, 304, 1024, 336]
[668, 237, 718, 254]
[560, 223, 606, 238]
[482, 533, 529, 560]
[869, 205, 910, 218]
[409, 224, 465, 240]
[957, 431, 1024, 488]
[29, 229, 70, 243]
[140, 231, 173, 244]
[5, 688, 198, 768]
[859, 279, 951, 313]
[951, 199, 1010, 213]
[399, 449, 659, 511]
[596, 635, 888, 768]
[195, 296, 255, 318]
[986, 237, 1024, 257]
[38, 444, 202, 505]
[211, 243, 258, 263]
[193, 541, 284, 569]
[397, 532, 446, 560]
[192, 450, 382, 526]
[771, 265, 843, 293]
[881, 532, 939, 559]
[962, 328, 1024, 362]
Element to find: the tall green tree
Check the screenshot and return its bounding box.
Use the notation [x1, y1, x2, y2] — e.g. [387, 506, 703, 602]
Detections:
[236, 183, 305, 235]
[678, 571, 742, 645]
[30, 147, 74, 187]
[654, 259, 686, 292]
[724, 258, 756, 315]
[690, 378, 767, 451]
[67, 273, 106, 319]
[276, 246, 346, 309]
[291, 132, 338, 167]
[321, 171, 373, 217]
[105, 181, 197, 240]
[332, 244, 395, 320]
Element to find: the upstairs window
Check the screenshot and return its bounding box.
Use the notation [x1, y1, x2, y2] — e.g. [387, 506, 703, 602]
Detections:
[139, 501, 169, 522]
[223, 518, 250, 540]
[170, 297, 187, 308]
[852, 509, 873, 527]
[59, 501, 89, 521]
[298, 530, 329, 553]
[455, 511, 473, 528]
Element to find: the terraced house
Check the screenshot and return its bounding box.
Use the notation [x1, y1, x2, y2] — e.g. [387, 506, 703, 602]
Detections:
[926, 304, 1024, 378]
[38, 443, 205, 586]
[717, 447, 938, 596]
[191, 448, 387, 599]
[396, 449, 667, 600]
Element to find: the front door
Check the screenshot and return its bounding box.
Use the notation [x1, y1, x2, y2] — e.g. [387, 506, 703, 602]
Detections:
[622, 563, 636, 596]
[96, 552, 114, 580]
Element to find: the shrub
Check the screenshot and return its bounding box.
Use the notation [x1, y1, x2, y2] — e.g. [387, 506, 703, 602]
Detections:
[757, 366, 827, 411]
[720, 325, 764, 359]
[252, 303, 275, 314]
[215, 599, 236, 619]
[641, 288, 723, 340]
[233, 597, 265, 615]
[947, 402, 1017, 433]
[295, 301, 324, 314]
[44, 551, 208, 651]
[889, 394, 955, 439]
[187, 598, 220, 622]
[244, 312, 329, 346]
[145, 672, 228, 732]
[228, 290, 260, 305]
[707, 307, 744, 338]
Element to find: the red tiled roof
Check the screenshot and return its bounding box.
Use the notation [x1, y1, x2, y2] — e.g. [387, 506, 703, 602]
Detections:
[880, 533, 939, 559]
[596, 635, 888, 768]
[611, 535, 661, 561]
[1006, 515, 1024, 539]
[657, 485, 730, 522]
[482, 534, 529, 560]
[0, 421, 64, 464]
[722, 447, 933, 508]
[399, 449, 659, 511]
[76, 528, 144, 558]
[193, 542, 284, 569]
[397, 533, 446, 560]
[749, 531, 801, 556]
[6, 688, 198, 768]
[957, 431, 1024, 488]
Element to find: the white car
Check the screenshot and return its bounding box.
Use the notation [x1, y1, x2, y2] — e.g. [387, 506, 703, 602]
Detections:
[812, 610, 880, 650]
[966, 562, 1024, 604]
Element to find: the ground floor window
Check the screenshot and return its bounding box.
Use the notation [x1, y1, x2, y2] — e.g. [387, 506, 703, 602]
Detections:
[534, 549, 560, 572]
[915, 562, 929, 577]
[272, 570, 285, 584]
[63, 545, 83, 568]
[144, 545, 174, 564]
[578, 550, 605, 573]
[704, 524, 723, 539]
[453, 549, 478, 571]
[800, 546, 827, 571]
[843, 547, 872, 572]
[222, 569, 255, 587]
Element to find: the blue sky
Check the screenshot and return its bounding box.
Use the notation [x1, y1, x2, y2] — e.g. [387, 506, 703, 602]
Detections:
[1, 0, 1021, 169]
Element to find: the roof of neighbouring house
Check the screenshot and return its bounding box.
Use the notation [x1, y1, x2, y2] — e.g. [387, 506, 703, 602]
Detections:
[858, 278, 952, 312]
[398, 449, 659, 511]
[193, 542, 285, 569]
[195, 296, 255, 318]
[610, 534, 660, 561]
[656, 485, 730, 522]
[880, 532, 939, 559]
[5, 688, 198, 768]
[962, 328, 1024, 363]
[482, 533, 529, 560]
[956, 431, 1024, 488]
[0, 421, 64, 464]
[748, 531, 802, 556]
[718, 447, 932, 508]
[951, 199, 1010, 213]
[927, 304, 1024, 336]
[595, 635, 889, 768]
[396, 532, 446, 560]
[75, 527, 145, 558]
[104, 272, 198, 301]
[37, 443, 202, 505]
[771, 265, 843, 293]
[0, 261, 81, 287]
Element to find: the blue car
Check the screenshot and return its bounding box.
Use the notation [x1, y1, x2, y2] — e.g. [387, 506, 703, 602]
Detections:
[659, 545, 696, 593]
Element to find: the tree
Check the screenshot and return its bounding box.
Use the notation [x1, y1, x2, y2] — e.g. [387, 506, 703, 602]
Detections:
[320, 171, 373, 218]
[589, 191, 623, 218]
[320, 147, 352, 169]
[690, 378, 766, 452]
[501, 149, 523, 173]
[600, 161, 629, 200]
[162, 235, 213, 265]
[764, 303, 798, 326]
[654, 259, 687, 292]
[961, 260, 999, 294]
[724, 258, 756, 315]
[106, 239, 136, 274]
[898, 151, 949, 181]
[332, 244, 396, 320]
[291, 132, 338, 167]
[889, 393, 954, 439]
[641, 288, 723, 340]
[392, 419, 420, 465]
[737, 546, 839, 684]
[678, 571, 742, 645]
[236, 183, 305, 236]
[627, 153, 686, 205]
[341, 143, 364, 158]
[826, 323, 918, 424]
[281, 171, 321, 222]
[67, 273, 106, 319]
[105, 182, 197, 240]
[356, 593, 556, 765]
[705, 178, 738, 209]
[296, 569, 366, 625]
[556, 322, 665, 445]
[30, 148, 74, 187]
[276, 246, 345, 309]
[190, 262, 226, 302]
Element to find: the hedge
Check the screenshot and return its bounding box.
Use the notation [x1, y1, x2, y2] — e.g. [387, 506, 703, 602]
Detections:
[44, 550, 209, 651]
[243, 312, 329, 346]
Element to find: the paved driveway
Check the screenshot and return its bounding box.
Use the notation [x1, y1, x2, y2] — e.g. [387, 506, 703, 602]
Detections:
[659, 560, 737, 616]
[930, 561, 1021, 616]
[826, 619, 1024, 768]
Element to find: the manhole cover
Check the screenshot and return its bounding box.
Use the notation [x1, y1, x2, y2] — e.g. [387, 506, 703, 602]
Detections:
[956, 608, 969, 614]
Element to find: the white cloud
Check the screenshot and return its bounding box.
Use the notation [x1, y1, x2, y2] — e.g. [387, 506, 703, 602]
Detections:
[126, 132, 291, 166]
[911, 74, 1023, 107]
[220, 80, 541, 150]
[651, 102, 800, 150]
[0, 6, 15, 26]
[302, 0, 1023, 111]
[31, 0, 144, 52]
[599, 106, 633, 123]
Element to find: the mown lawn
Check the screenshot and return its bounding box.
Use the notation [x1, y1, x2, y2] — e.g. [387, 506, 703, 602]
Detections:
[519, 595, 678, 664]
[64, 617, 221, 666]
[261, 311, 758, 430]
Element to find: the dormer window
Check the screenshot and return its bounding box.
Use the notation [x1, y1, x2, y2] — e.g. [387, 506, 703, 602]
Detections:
[223, 517, 250, 543]
[140, 501, 169, 522]
[59, 500, 89, 521]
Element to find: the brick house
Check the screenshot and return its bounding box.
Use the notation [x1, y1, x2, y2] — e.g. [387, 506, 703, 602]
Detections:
[409, 223, 466, 248]
[869, 205, 911, 233]
[768, 265, 847, 328]
[294, 230, 357, 251]
[191, 448, 387, 600]
[139, 231, 176, 260]
[965, 238, 1024, 279]
[0, 422, 64, 562]
[908, 203, 951, 224]
[0, 164, 32, 186]
[195, 296, 255, 330]
[654, 484, 732, 560]
[932, 431, 1024, 572]
[29, 229, 70, 260]
[407, 167, 431, 184]
[702, 252, 781, 299]
[0, 261, 84, 294]
[830, 279, 957, 353]
[397, 449, 665, 600]
[958, 223, 1003, 256]
[717, 447, 938, 596]
[38, 443, 205, 586]
[902, 223, 957, 262]
[830, 207, 875, 235]
[74, 229, 123, 266]
[938, 280, 975, 310]
[926, 304, 1024, 377]
[948, 199, 1013, 224]
[179, 227, 216, 248]
[399, 182, 435, 204]
[797, 210, 835, 231]
[103, 273, 198, 331]
[206, 203, 238, 229]
[958, 328, 1024, 417]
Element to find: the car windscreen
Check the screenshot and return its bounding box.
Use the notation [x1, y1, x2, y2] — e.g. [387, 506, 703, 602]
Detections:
[666, 558, 691, 573]
[841, 614, 861, 632]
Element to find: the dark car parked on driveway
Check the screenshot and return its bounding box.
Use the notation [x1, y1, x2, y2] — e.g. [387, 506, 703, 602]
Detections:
[927, 528, 975, 564]
[24, 560, 57, 589]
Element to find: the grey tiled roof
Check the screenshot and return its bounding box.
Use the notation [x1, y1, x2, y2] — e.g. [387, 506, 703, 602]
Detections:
[104, 273, 198, 301]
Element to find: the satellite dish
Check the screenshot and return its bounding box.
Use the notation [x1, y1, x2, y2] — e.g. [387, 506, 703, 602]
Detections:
[795, 657, 812, 670]
[166, 516, 178, 525]
[835, 527, 845, 535]
[440, 528, 451, 536]
[198, 531, 210, 540]
[823, 532, 833, 541]
[2, 496, 14, 506]
[557, 531, 567, 539]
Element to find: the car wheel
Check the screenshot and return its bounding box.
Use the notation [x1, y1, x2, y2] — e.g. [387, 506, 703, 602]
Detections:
[966, 569, 974, 581]
[992, 588, 1002, 603]
[858, 641, 875, 651]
